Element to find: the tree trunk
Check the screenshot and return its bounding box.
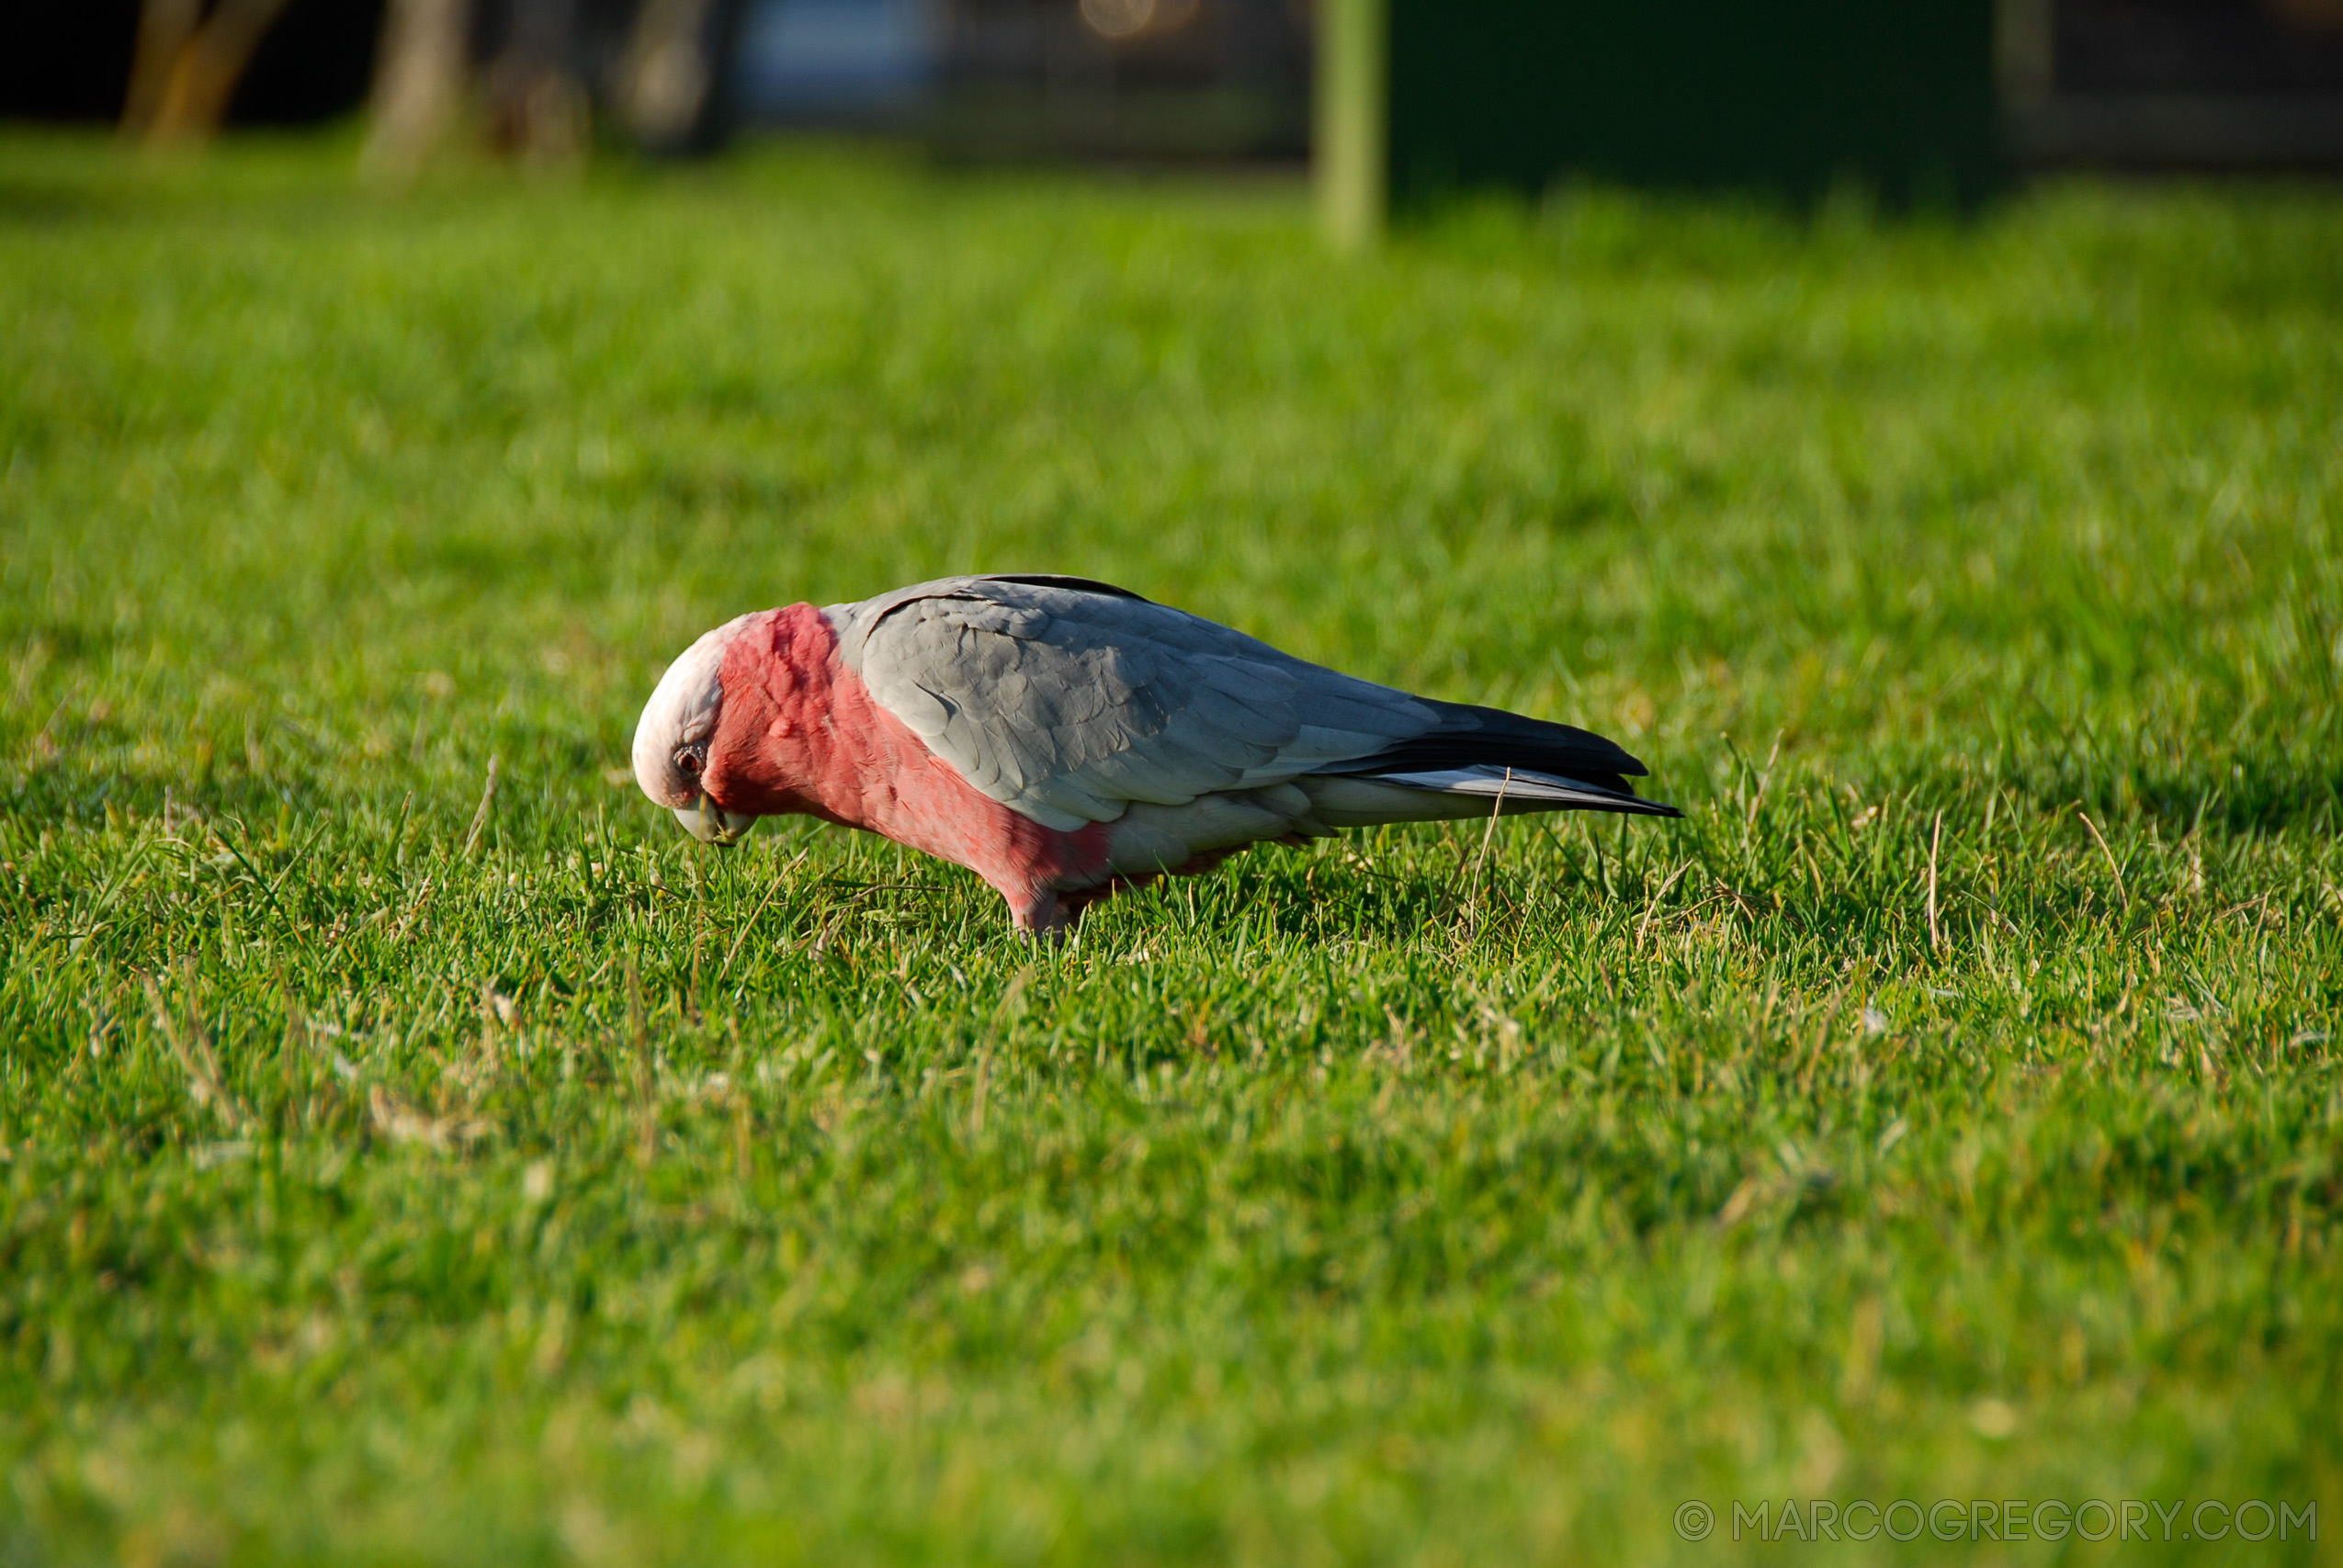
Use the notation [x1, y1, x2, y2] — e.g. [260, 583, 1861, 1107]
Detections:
[484, 0, 590, 163]
[365, 0, 475, 176]
[617, 0, 745, 155]
[138, 0, 300, 146]
[120, 0, 203, 137]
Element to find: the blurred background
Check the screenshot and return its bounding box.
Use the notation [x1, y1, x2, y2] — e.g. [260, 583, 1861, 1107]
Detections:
[0, 0, 1312, 164]
[5, 0, 2342, 202]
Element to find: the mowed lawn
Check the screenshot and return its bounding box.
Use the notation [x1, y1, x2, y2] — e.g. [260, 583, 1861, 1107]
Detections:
[2, 131, 2339, 1565]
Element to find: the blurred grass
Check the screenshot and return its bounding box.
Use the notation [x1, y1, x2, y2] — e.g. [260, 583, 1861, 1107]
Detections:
[2, 130, 2340, 1565]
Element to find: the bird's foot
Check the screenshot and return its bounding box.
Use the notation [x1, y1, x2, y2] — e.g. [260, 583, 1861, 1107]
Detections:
[1012, 889, 1081, 947]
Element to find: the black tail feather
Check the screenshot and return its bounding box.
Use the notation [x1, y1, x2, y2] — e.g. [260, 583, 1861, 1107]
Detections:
[1321, 699, 1653, 797]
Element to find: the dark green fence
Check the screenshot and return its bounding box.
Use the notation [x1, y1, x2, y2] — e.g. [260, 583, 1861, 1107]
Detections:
[1387, 0, 2002, 209]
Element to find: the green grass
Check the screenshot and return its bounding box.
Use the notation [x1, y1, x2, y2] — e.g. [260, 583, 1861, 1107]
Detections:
[3, 130, 2340, 1565]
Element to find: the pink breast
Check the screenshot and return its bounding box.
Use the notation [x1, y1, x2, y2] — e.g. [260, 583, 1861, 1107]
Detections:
[701, 604, 1114, 924]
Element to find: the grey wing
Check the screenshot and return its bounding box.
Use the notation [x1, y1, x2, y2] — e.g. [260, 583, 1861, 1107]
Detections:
[829, 576, 1438, 831]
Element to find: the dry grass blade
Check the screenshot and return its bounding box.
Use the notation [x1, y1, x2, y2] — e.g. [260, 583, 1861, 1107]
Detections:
[460, 754, 501, 858]
[2077, 807, 2130, 915]
[367, 1084, 485, 1150]
[716, 849, 812, 987]
[1451, 768, 1513, 944]
[1745, 728, 1785, 831]
[141, 968, 255, 1133]
[1928, 807, 1945, 956]
[1634, 860, 1694, 954]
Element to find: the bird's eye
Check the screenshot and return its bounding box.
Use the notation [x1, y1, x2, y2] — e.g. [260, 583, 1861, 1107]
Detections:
[674, 747, 703, 776]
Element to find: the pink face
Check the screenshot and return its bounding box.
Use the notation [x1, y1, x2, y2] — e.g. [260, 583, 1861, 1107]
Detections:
[632, 615, 763, 846]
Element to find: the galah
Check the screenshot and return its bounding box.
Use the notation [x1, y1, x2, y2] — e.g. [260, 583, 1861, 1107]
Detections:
[632, 575, 1679, 936]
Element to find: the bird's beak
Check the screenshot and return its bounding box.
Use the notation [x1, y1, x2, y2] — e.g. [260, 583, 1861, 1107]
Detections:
[673, 795, 756, 847]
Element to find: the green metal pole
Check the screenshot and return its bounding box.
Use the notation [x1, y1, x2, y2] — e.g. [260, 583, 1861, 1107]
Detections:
[1315, 0, 1387, 254]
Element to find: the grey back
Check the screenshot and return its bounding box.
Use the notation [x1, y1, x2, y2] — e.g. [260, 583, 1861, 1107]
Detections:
[827, 576, 1434, 830]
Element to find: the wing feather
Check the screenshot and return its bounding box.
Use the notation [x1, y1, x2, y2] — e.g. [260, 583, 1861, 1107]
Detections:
[833, 576, 1438, 828]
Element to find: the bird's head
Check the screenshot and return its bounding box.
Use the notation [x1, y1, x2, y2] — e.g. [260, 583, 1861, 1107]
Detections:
[633, 615, 762, 847]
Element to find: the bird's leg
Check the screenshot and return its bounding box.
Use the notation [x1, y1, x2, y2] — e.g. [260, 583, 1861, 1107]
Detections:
[1012, 888, 1080, 947]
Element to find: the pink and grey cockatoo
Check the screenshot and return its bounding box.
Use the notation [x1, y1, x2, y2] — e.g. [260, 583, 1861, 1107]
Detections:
[633, 575, 1678, 936]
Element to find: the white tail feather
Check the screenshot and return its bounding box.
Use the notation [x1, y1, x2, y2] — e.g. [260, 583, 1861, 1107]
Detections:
[1369, 764, 1644, 809]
